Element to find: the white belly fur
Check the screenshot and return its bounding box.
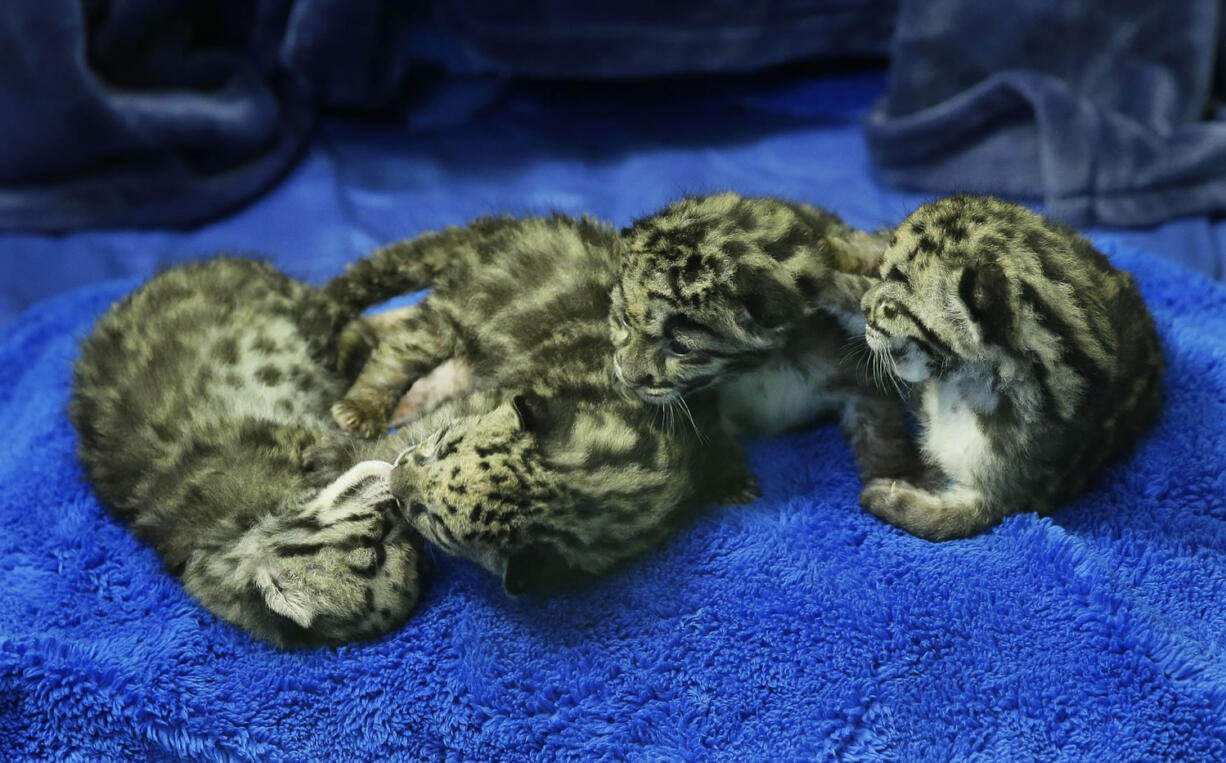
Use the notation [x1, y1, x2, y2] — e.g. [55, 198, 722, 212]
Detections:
[921, 382, 991, 484]
[718, 354, 843, 436]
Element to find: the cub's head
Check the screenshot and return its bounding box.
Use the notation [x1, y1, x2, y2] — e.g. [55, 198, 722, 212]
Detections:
[389, 389, 692, 595]
[612, 193, 818, 405]
[861, 196, 1018, 383]
[390, 392, 553, 587]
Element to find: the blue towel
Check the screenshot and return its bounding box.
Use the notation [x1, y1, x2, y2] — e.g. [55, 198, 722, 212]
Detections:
[2, 239, 1224, 758]
[866, 0, 1226, 227]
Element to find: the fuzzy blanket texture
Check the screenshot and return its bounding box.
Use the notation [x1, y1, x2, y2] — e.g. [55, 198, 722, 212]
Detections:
[1, 237, 1224, 759]
[867, 0, 1226, 227]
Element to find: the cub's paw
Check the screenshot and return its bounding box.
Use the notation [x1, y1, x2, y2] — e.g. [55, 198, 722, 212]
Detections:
[860, 478, 922, 526]
[332, 398, 392, 440]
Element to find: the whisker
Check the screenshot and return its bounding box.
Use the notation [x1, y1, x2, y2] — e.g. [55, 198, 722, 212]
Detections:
[870, 348, 890, 394]
[676, 396, 705, 444]
[885, 353, 910, 400]
[867, 348, 882, 392]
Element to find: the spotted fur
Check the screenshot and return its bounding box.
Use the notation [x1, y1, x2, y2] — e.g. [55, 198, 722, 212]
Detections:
[860, 195, 1163, 540]
[322, 215, 758, 594]
[71, 259, 424, 647]
[612, 192, 918, 483]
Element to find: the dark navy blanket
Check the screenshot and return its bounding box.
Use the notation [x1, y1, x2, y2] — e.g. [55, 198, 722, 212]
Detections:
[868, 0, 1226, 227]
[4, 70, 1225, 329]
[5, 0, 1226, 234]
[1, 237, 1224, 759]
[0, 0, 893, 233]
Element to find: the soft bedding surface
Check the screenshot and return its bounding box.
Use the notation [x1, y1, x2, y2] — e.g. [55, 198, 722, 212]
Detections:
[2, 71, 1225, 759]
[2, 224, 1225, 760]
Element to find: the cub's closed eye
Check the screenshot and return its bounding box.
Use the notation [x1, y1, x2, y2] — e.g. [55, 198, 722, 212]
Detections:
[667, 337, 692, 356]
[511, 393, 542, 432]
[886, 267, 909, 285]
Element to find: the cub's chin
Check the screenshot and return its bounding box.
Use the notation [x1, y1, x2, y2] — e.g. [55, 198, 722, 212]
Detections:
[635, 386, 683, 406]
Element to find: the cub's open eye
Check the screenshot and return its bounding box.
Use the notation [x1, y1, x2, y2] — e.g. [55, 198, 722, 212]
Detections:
[666, 337, 692, 356]
[879, 301, 899, 321]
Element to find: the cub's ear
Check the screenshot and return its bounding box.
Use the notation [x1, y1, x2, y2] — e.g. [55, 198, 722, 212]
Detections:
[255, 565, 317, 629]
[503, 544, 583, 596]
[957, 262, 1012, 345]
[735, 266, 805, 330]
[510, 391, 548, 433]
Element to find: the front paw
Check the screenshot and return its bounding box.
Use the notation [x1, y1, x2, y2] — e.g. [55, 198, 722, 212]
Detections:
[332, 398, 392, 440]
[860, 478, 920, 525]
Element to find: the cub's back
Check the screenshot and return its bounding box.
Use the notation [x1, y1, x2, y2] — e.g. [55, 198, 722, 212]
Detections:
[435, 215, 624, 391]
[70, 258, 345, 514]
[1063, 232, 1163, 473]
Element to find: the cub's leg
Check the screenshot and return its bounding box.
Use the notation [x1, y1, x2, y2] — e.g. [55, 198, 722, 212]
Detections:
[859, 479, 999, 541]
[840, 393, 924, 484]
[332, 304, 459, 439]
[336, 306, 472, 429]
[697, 431, 760, 506]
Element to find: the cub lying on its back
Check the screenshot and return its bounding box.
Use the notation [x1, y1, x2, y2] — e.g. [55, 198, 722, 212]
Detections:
[322, 215, 759, 594]
[71, 259, 424, 647]
[612, 192, 920, 483]
[860, 196, 1163, 540]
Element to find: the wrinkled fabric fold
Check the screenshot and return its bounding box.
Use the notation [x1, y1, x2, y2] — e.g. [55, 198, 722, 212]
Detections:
[867, 0, 1226, 226]
[0, 0, 897, 233]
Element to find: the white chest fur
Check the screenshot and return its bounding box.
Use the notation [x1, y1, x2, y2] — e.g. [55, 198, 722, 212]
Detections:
[718, 353, 843, 436]
[921, 382, 992, 484]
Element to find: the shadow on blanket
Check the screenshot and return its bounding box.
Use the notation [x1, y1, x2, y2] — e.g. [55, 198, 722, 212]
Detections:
[0, 242, 1224, 758]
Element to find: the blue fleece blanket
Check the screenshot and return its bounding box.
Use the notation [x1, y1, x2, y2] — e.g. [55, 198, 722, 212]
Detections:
[867, 0, 1226, 227]
[2, 237, 1224, 758]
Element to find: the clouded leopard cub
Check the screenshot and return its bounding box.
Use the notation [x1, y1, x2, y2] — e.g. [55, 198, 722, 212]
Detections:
[612, 191, 920, 483]
[323, 215, 758, 595]
[71, 259, 424, 647]
[860, 195, 1163, 540]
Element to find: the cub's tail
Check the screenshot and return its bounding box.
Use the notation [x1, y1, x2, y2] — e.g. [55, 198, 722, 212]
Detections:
[323, 216, 518, 314]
